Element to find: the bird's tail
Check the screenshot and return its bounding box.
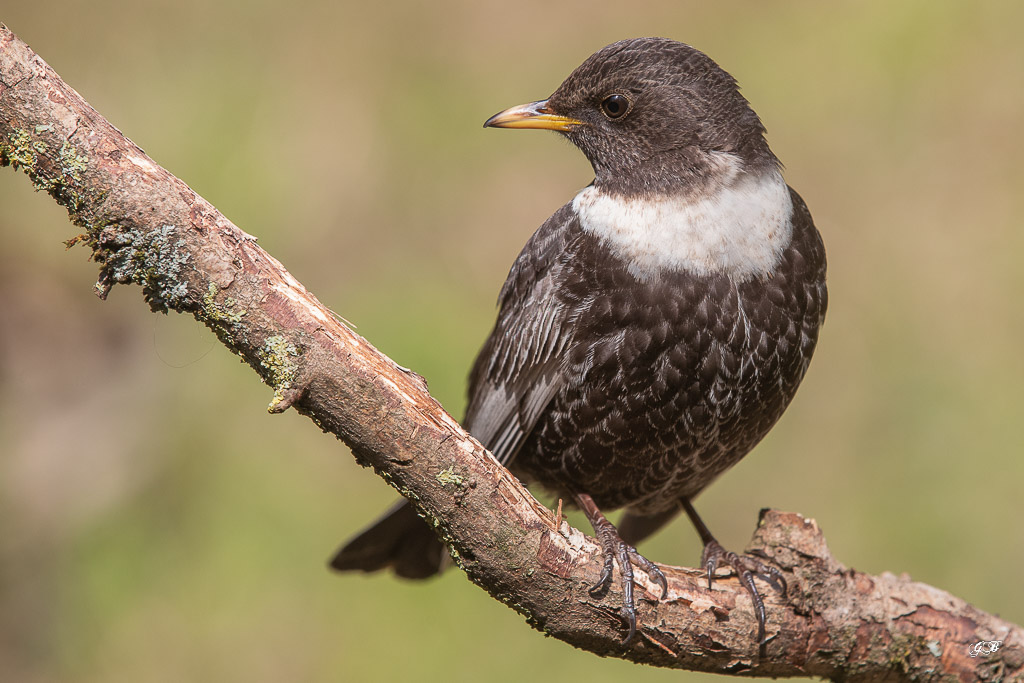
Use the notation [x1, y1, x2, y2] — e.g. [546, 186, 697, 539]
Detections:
[329, 499, 446, 579]
[617, 505, 682, 546]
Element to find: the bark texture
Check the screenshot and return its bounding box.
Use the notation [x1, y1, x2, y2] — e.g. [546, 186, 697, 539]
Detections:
[1, 25, 1021, 681]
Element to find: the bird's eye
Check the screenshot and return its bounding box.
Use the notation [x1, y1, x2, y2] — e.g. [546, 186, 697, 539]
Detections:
[600, 94, 631, 120]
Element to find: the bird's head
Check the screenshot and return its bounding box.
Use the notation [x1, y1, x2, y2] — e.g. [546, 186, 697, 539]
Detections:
[484, 37, 778, 198]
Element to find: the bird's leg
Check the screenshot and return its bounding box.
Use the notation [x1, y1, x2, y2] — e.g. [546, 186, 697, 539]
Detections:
[681, 498, 786, 645]
[575, 493, 668, 644]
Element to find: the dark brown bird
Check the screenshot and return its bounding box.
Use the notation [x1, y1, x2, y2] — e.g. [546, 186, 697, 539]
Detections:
[331, 37, 827, 644]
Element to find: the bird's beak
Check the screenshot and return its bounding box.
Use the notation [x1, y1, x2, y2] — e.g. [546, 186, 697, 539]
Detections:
[483, 100, 582, 131]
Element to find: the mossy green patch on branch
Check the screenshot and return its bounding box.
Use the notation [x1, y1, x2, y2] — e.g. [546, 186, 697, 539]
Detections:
[99, 224, 191, 311]
[58, 141, 89, 185]
[1, 128, 188, 309]
[259, 334, 301, 412]
[1, 127, 102, 224]
[436, 465, 465, 488]
[200, 282, 247, 325]
[0, 128, 87, 195]
[0, 128, 38, 168]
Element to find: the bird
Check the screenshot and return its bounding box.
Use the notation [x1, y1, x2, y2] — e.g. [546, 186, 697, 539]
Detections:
[331, 37, 827, 645]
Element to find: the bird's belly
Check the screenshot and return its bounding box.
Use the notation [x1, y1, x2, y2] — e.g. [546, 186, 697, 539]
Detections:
[514, 281, 808, 513]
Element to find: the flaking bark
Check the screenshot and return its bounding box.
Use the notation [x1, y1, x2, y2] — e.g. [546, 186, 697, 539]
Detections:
[1, 25, 1020, 681]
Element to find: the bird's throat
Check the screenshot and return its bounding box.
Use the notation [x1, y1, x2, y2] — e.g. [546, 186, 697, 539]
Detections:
[572, 168, 794, 282]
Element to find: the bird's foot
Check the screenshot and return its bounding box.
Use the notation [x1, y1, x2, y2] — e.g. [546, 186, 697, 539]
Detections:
[701, 540, 787, 645]
[576, 493, 668, 644]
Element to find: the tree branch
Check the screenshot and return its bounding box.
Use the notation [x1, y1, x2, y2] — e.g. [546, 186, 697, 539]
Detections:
[1, 25, 1020, 681]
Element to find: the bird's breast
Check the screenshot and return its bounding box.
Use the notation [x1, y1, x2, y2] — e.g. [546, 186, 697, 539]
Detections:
[571, 169, 794, 282]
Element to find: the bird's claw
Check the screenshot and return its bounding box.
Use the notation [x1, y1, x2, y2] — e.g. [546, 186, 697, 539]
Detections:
[584, 507, 668, 644]
[701, 539, 786, 646]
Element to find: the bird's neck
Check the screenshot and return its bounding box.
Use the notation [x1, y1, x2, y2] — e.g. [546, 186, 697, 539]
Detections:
[573, 159, 793, 282]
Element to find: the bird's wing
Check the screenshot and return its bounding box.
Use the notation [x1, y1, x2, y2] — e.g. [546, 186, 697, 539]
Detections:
[464, 204, 582, 465]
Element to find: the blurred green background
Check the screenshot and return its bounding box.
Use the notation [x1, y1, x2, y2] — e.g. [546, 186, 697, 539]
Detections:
[2, 2, 1023, 681]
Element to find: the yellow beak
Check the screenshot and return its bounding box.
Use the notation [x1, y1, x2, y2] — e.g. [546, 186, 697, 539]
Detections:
[483, 100, 583, 131]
